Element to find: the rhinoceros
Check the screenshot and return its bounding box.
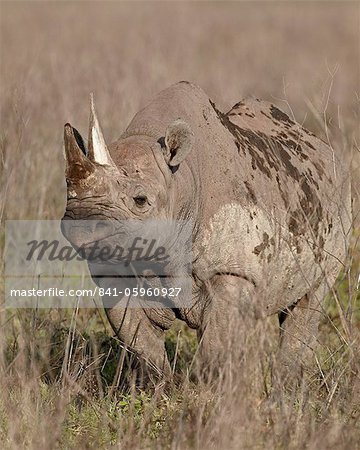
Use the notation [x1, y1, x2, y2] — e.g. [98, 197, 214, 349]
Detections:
[61, 81, 351, 377]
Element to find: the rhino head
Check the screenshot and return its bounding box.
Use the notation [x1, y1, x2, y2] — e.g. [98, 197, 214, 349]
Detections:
[61, 95, 194, 254]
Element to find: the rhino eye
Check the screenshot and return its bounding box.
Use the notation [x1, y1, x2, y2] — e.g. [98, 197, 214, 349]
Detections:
[133, 195, 147, 207]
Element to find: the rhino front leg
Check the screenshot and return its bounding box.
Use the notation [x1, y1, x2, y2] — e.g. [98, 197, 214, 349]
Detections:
[197, 274, 258, 371]
[276, 283, 324, 383]
[105, 306, 175, 381]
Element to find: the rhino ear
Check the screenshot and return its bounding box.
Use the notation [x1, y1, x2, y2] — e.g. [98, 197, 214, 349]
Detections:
[164, 119, 194, 167]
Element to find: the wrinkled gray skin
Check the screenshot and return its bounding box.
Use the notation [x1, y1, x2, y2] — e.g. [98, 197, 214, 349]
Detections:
[62, 82, 351, 379]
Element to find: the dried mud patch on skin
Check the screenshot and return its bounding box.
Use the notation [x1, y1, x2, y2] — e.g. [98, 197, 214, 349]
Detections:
[209, 99, 309, 183]
[209, 99, 247, 155]
[253, 232, 270, 256]
[270, 105, 295, 126]
[244, 180, 257, 204]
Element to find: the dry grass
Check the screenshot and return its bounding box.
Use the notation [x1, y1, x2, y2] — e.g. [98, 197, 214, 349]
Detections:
[0, 1, 359, 449]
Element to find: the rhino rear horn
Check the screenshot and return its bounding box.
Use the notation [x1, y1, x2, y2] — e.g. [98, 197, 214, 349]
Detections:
[88, 94, 115, 166]
[64, 123, 94, 180]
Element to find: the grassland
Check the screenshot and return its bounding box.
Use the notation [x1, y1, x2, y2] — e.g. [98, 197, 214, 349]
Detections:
[0, 2, 359, 449]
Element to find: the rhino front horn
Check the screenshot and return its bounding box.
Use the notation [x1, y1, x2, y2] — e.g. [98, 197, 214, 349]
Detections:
[64, 123, 94, 180]
[88, 94, 115, 166]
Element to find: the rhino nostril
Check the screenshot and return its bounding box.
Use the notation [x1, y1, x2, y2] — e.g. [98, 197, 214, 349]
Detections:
[89, 220, 115, 239]
[94, 221, 111, 233]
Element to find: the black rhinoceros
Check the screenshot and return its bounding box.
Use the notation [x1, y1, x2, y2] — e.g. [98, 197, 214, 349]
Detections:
[61, 81, 351, 377]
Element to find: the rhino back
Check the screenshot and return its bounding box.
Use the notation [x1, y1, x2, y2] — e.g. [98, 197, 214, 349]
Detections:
[196, 97, 351, 312]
